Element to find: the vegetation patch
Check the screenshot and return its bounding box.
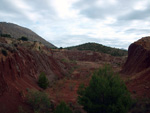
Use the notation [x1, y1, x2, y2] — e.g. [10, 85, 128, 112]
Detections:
[1, 49, 7, 56]
[54, 101, 72, 113]
[66, 42, 127, 56]
[26, 89, 52, 113]
[78, 65, 133, 113]
[18, 36, 28, 41]
[38, 72, 49, 89]
[1, 34, 11, 38]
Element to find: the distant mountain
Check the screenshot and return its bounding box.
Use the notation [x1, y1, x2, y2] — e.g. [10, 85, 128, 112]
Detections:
[66, 42, 127, 56]
[0, 22, 56, 48]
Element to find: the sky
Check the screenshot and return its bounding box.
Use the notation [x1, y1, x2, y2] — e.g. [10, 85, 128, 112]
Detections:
[0, 0, 150, 49]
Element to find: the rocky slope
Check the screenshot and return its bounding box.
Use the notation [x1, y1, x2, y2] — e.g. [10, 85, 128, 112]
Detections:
[0, 37, 68, 113]
[122, 36, 150, 98]
[0, 22, 56, 48]
[0, 35, 126, 112]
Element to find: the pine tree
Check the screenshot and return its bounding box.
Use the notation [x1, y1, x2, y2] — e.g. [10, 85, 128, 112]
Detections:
[38, 72, 49, 89]
[78, 65, 132, 113]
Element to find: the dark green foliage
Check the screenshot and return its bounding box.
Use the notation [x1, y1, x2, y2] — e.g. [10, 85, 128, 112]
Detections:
[59, 47, 63, 49]
[38, 72, 49, 89]
[1, 49, 7, 56]
[54, 101, 72, 113]
[18, 36, 28, 41]
[66, 42, 127, 56]
[78, 65, 132, 113]
[1, 34, 11, 38]
[26, 90, 52, 113]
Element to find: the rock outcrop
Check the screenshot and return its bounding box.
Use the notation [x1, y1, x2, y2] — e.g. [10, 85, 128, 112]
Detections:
[0, 37, 68, 113]
[122, 36, 150, 98]
[122, 36, 150, 75]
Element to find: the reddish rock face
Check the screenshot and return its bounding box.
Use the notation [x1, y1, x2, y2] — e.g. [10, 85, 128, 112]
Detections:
[0, 44, 68, 113]
[122, 36, 150, 98]
[122, 36, 150, 74]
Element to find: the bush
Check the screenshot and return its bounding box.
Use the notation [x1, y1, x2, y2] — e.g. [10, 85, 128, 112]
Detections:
[78, 65, 132, 113]
[54, 101, 72, 113]
[18, 36, 28, 41]
[1, 49, 7, 56]
[59, 47, 63, 49]
[26, 90, 52, 113]
[1, 34, 11, 38]
[38, 72, 49, 89]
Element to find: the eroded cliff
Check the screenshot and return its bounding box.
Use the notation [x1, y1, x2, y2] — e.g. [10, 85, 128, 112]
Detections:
[0, 37, 68, 113]
[122, 36, 150, 98]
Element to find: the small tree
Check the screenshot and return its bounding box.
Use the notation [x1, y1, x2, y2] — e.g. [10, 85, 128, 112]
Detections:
[1, 34, 11, 38]
[18, 36, 28, 41]
[54, 101, 72, 113]
[1, 49, 7, 56]
[78, 65, 132, 113]
[26, 90, 52, 113]
[38, 72, 49, 89]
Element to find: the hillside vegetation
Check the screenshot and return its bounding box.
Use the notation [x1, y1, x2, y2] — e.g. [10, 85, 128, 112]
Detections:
[66, 42, 127, 56]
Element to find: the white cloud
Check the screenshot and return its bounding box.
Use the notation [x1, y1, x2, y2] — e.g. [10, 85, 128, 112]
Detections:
[0, 0, 150, 49]
[51, 0, 79, 19]
[133, 0, 148, 10]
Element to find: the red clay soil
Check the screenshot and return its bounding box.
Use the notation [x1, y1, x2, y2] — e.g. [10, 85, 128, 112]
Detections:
[0, 46, 70, 113]
[122, 36, 150, 98]
[0, 37, 126, 113]
[46, 52, 124, 106]
[46, 61, 96, 106]
[125, 68, 150, 98]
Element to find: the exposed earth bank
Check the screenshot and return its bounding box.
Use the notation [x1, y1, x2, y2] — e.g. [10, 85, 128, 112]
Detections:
[122, 36, 150, 98]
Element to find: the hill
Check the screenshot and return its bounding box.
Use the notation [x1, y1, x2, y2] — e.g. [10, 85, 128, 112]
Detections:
[0, 22, 56, 48]
[0, 35, 126, 113]
[66, 42, 127, 56]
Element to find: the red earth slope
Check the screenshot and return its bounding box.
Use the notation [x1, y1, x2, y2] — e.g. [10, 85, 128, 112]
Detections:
[122, 36, 150, 98]
[0, 37, 69, 113]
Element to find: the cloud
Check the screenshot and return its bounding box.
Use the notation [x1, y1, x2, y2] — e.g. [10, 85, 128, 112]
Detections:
[125, 28, 150, 35]
[49, 34, 99, 47]
[119, 7, 150, 21]
[0, 0, 150, 49]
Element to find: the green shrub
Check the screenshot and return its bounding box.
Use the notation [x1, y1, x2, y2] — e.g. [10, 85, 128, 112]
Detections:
[1, 34, 11, 38]
[54, 101, 72, 113]
[59, 47, 63, 49]
[18, 36, 28, 41]
[38, 72, 49, 89]
[26, 90, 52, 113]
[1, 49, 7, 56]
[78, 65, 133, 113]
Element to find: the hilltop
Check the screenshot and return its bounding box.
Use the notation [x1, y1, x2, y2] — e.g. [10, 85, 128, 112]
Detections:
[0, 22, 56, 48]
[66, 42, 127, 57]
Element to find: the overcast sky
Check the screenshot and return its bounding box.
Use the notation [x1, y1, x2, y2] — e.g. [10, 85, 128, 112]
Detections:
[0, 0, 150, 49]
